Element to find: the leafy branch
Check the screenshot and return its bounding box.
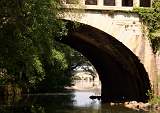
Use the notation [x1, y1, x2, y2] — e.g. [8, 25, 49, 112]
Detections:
[133, 0, 160, 54]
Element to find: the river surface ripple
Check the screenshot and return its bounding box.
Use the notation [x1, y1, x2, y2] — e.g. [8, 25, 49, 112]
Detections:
[0, 80, 159, 113]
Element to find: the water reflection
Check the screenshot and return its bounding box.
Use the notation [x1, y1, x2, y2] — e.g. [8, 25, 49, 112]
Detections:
[0, 92, 158, 113]
[73, 91, 101, 108]
[0, 92, 75, 113]
[0, 80, 159, 113]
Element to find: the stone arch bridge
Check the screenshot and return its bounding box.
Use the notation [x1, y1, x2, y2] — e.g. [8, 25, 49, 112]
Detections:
[58, 0, 159, 102]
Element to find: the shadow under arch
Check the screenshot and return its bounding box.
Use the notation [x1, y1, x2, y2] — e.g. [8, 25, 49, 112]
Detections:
[56, 20, 151, 103]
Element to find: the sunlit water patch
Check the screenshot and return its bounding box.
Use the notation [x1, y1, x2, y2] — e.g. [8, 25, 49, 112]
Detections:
[72, 91, 101, 108]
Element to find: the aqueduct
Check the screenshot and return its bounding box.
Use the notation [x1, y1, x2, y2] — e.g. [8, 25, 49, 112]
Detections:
[58, 0, 159, 102]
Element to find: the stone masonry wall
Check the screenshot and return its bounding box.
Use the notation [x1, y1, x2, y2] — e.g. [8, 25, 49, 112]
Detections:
[64, 10, 159, 94]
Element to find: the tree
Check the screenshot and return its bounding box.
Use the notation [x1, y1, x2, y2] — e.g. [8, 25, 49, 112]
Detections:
[0, 0, 70, 92]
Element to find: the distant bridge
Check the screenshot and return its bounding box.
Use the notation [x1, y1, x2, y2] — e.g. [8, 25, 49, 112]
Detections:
[58, 0, 158, 102]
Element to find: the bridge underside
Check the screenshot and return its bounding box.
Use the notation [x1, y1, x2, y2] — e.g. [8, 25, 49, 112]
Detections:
[58, 21, 151, 102]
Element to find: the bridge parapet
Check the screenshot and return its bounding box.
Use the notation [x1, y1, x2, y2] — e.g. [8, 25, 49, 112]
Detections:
[61, 0, 151, 11]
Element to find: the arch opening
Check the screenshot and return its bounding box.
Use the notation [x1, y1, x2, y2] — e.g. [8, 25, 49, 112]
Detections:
[122, 0, 133, 6]
[70, 52, 101, 93]
[103, 0, 115, 6]
[56, 20, 151, 102]
[65, 0, 151, 7]
[140, 0, 151, 7]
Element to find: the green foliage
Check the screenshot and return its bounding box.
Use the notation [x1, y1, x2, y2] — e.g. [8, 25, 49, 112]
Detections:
[51, 49, 68, 70]
[133, 0, 160, 54]
[0, 0, 93, 93]
[0, 0, 73, 92]
[0, 69, 8, 85]
[149, 95, 160, 104]
[33, 56, 44, 75]
[146, 88, 160, 104]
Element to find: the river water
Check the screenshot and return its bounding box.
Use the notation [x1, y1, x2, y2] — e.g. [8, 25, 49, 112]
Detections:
[0, 80, 158, 113]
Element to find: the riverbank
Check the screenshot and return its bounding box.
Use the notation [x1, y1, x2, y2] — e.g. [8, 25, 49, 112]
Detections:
[123, 101, 160, 111]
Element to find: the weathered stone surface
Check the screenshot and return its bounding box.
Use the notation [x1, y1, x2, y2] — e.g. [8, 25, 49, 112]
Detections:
[57, 22, 151, 102]
[63, 10, 158, 94]
[60, 1, 158, 101]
